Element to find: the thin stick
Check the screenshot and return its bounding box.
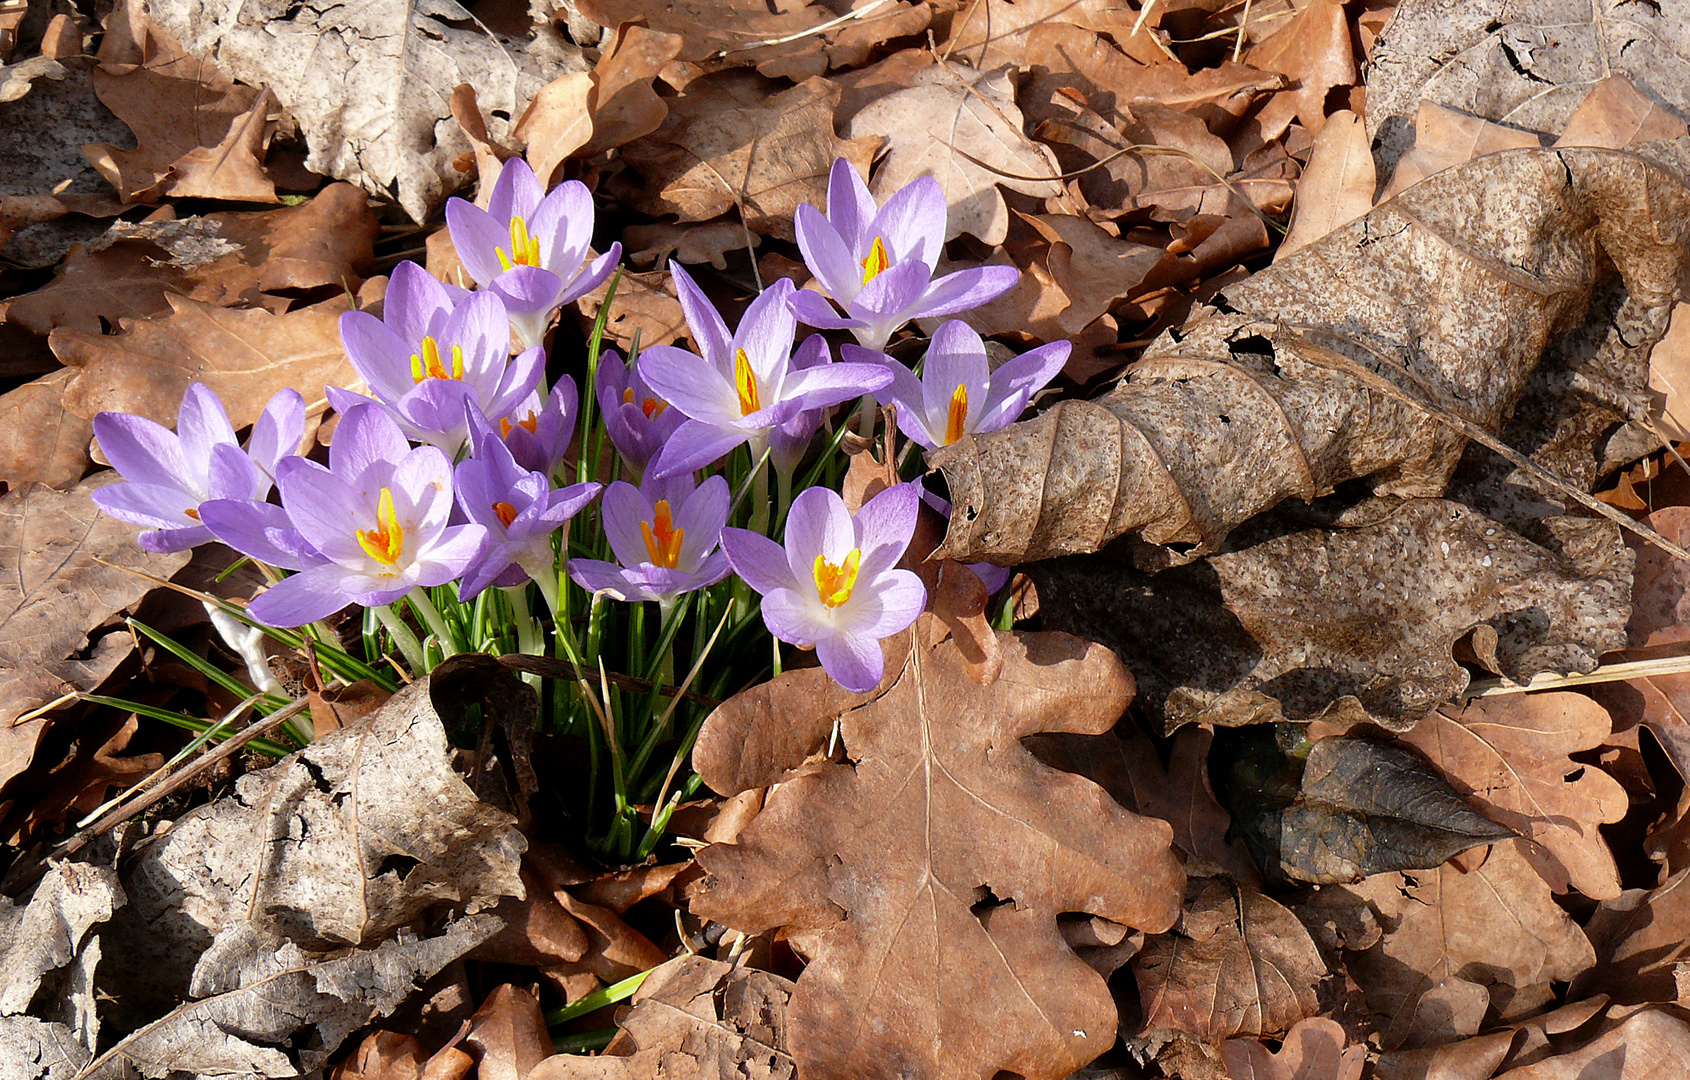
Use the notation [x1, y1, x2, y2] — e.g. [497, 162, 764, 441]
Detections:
[1466, 651, 1690, 697]
[714, 0, 892, 58]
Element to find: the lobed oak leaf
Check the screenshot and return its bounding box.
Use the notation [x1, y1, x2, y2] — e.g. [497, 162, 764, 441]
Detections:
[578, 24, 682, 158]
[574, 267, 687, 355]
[1572, 867, 1690, 1006]
[1243, 0, 1357, 136]
[1133, 877, 1327, 1042]
[1489, 1008, 1690, 1079]
[937, 0, 1162, 73]
[0, 368, 92, 489]
[1334, 841, 1595, 1050]
[847, 61, 1068, 245]
[1397, 695, 1628, 899]
[1218, 1017, 1366, 1080]
[690, 615, 1184, 1080]
[618, 73, 878, 243]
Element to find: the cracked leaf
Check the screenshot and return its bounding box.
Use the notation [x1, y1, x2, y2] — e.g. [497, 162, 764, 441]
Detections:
[690, 616, 1184, 1080]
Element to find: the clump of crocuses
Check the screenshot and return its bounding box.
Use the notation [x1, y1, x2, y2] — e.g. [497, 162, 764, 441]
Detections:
[88, 155, 1062, 804]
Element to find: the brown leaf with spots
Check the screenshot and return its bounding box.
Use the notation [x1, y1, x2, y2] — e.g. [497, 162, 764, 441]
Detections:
[1133, 877, 1327, 1042]
[691, 615, 1183, 1080]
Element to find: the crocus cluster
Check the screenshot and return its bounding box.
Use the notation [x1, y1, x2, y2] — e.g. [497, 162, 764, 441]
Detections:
[89, 155, 1069, 697]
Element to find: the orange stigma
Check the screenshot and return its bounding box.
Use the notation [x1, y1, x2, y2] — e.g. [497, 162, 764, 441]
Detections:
[944, 383, 969, 445]
[499, 411, 539, 438]
[356, 488, 405, 566]
[640, 500, 685, 568]
[410, 336, 464, 383]
[184, 507, 201, 520]
[493, 501, 519, 528]
[734, 348, 761, 416]
[496, 216, 542, 271]
[813, 548, 862, 608]
[623, 387, 668, 418]
[860, 236, 890, 285]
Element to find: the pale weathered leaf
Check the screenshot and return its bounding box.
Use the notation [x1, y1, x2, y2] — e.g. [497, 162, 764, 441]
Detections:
[0, 861, 122, 1016]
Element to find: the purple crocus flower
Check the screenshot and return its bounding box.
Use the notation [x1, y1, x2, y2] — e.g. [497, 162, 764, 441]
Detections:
[91, 383, 304, 553]
[569, 473, 732, 603]
[721, 482, 926, 693]
[453, 432, 600, 601]
[791, 159, 1021, 352]
[468, 375, 578, 478]
[200, 405, 487, 627]
[595, 349, 684, 474]
[845, 320, 1070, 450]
[445, 159, 622, 349]
[638, 265, 892, 478]
[333, 260, 545, 454]
[771, 333, 830, 478]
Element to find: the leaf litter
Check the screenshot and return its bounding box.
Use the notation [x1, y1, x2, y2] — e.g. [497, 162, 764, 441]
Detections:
[12, 0, 1690, 1077]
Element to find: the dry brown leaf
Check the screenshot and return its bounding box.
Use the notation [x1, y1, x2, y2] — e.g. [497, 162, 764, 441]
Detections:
[1337, 842, 1596, 1049]
[331, 1031, 429, 1080]
[1278, 109, 1374, 258]
[691, 615, 1184, 1080]
[1647, 304, 1690, 441]
[81, 0, 272, 203]
[0, 475, 188, 794]
[6, 239, 194, 337]
[1402, 695, 1627, 897]
[0, 368, 93, 490]
[619, 72, 878, 242]
[463, 985, 552, 1080]
[1366, 0, 1690, 176]
[580, 24, 683, 157]
[575, 268, 687, 354]
[1133, 877, 1326, 1042]
[1377, 101, 1542, 202]
[576, 0, 931, 80]
[14, 715, 163, 841]
[848, 61, 1067, 245]
[514, 73, 593, 192]
[1492, 1008, 1690, 1079]
[623, 220, 753, 270]
[1556, 76, 1690, 150]
[54, 289, 361, 433]
[931, 141, 1690, 566]
[1243, 0, 1356, 136]
[1030, 501, 1629, 733]
[529, 955, 796, 1080]
[1218, 1017, 1366, 1080]
[1021, 214, 1167, 335]
[938, 0, 1160, 72]
[1573, 866, 1690, 1006]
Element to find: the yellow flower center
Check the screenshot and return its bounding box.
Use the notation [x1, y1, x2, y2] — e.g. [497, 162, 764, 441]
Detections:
[493, 501, 519, 528]
[814, 547, 862, 608]
[499, 411, 539, 438]
[945, 383, 969, 445]
[734, 348, 761, 416]
[357, 488, 405, 566]
[496, 215, 543, 271]
[410, 336, 465, 383]
[640, 500, 685, 569]
[623, 387, 668, 418]
[860, 235, 890, 285]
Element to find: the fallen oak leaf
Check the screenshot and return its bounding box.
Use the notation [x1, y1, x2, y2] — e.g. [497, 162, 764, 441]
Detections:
[691, 614, 1184, 1080]
[1277, 109, 1374, 258]
[1219, 1017, 1366, 1080]
[1376, 101, 1541, 202]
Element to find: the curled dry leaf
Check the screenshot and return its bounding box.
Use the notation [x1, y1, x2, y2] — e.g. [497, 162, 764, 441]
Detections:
[932, 141, 1690, 565]
[574, 268, 687, 354]
[847, 61, 1067, 246]
[0, 860, 122, 1016]
[618, 72, 878, 243]
[1028, 500, 1630, 733]
[1376, 101, 1541, 202]
[1214, 732, 1515, 885]
[463, 984, 552, 1080]
[1399, 695, 1628, 899]
[529, 955, 796, 1080]
[1219, 1017, 1366, 1080]
[0, 474, 189, 793]
[147, 0, 590, 222]
[1243, 0, 1358, 136]
[580, 24, 683, 157]
[99, 671, 527, 1030]
[1572, 867, 1690, 1006]
[1133, 877, 1327, 1042]
[1491, 1008, 1690, 1079]
[1332, 842, 1596, 1050]
[690, 615, 1184, 1080]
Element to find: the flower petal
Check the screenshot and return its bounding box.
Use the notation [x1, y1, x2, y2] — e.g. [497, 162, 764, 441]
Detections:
[206, 442, 267, 500]
[248, 388, 306, 479]
[789, 288, 857, 330]
[532, 179, 594, 274]
[782, 485, 855, 585]
[339, 310, 420, 404]
[555, 245, 621, 306]
[488, 157, 542, 224]
[733, 278, 798, 388]
[198, 498, 323, 571]
[384, 260, 454, 345]
[175, 383, 238, 475]
[445, 199, 508, 287]
[600, 480, 653, 570]
[247, 563, 358, 627]
[721, 527, 799, 595]
[92, 481, 199, 530]
[490, 266, 564, 349]
[635, 345, 740, 425]
[828, 157, 877, 255]
[329, 404, 412, 487]
[411, 523, 489, 587]
[795, 203, 860, 305]
[93, 412, 190, 492]
[870, 174, 946, 269]
[845, 568, 926, 638]
[783, 360, 894, 413]
[673, 473, 730, 569]
[669, 261, 733, 369]
[906, 264, 1022, 322]
[647, 420, 748, 478]
[853, 481, 920, 578]
[815, 629, 885, 693]
[920, 320, 992, 437]
[569, 558, 640, 601]
[760, 587, 832, 647]
[978, 340, 1070, 433]
[277, 459, 367, 564]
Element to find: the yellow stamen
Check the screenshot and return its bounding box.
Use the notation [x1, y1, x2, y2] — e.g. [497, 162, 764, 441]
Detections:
[640, 500, 685, 568]
[734, 348, 761, 416]
[410, 336, 464, 383]
[499, 411, 539, 438]
[496, 215, 543, 271]
[945, 383, 969, 445]
[356, 488, 405, 566]
[860, 235, 890, 285]
[493, 501, 519, 528]
[185, 507, 201, 520]
[813, 548, 862, 608]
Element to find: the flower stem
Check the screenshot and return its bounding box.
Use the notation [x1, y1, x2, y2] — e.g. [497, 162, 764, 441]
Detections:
[373, 604, 427, 674]
[407, 587, 457, 659]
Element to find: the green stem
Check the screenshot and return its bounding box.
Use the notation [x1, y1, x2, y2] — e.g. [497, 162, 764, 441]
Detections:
[373, 604, 427, 674]
[407, 587, 457, 658]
